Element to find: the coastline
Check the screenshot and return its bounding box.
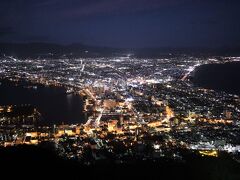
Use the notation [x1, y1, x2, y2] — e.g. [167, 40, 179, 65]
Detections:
[191, 61, 240, 96]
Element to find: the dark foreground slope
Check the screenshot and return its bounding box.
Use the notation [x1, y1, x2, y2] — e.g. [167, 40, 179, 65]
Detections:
[0, 145, 240, 180]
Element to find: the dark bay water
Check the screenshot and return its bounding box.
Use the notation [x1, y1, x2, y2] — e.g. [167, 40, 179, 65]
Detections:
[0, 80, 85, 125]
[192, 61, 240, 95]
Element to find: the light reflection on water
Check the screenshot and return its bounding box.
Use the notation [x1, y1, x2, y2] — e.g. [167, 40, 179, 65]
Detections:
[0, 80, 85, 125]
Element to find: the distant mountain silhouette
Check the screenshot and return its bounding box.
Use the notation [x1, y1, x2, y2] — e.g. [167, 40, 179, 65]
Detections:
[0, 42, 125, 58]
[0, 42, 240, 58]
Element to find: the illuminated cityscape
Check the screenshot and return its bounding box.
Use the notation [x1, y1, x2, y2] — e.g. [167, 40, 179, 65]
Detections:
[1, 54, 240, 165]
[1, 0, 240, 179]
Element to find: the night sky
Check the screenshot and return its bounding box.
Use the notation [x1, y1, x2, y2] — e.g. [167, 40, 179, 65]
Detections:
[0, 0, 240, 48]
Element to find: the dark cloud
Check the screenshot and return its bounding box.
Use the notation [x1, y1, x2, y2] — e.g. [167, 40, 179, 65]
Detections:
[23, 35, 54, 42]
[0, 0, 240, 48]
[59, 0, 191, 18]
[0, 27, 15, 37]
